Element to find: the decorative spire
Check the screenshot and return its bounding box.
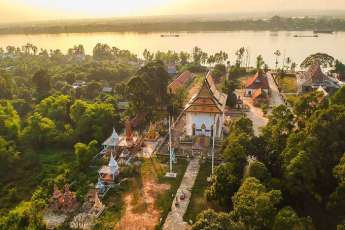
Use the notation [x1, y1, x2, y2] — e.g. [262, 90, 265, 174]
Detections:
[109, 153, 119, 175]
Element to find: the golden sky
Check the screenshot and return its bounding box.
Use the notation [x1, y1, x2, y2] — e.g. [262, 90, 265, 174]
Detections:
[1, 0, 345, 23]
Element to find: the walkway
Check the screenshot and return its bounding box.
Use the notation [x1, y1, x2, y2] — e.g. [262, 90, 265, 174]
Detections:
[163, 157, 201, 230]
[267, 72, 285, 107]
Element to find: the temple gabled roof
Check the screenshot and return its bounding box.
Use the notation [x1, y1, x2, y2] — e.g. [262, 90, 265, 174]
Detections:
[184, 71, 227, 113]
[299, 62, 328, 86]
[246, 71, 269, 90]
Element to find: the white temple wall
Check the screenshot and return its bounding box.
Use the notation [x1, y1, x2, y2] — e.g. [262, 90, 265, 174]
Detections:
[185, 112, 223, 138]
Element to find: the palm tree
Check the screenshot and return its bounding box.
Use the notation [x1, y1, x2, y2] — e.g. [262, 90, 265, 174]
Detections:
[285, 57, 291, 71]
[274, 50, 281, 71]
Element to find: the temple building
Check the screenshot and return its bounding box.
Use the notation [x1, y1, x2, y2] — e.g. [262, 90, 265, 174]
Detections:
[297, 62, 339, 94]
[184, 72, 227, 138]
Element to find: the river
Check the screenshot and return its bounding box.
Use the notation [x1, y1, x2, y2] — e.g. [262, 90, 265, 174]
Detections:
[0, 31, 344, 67]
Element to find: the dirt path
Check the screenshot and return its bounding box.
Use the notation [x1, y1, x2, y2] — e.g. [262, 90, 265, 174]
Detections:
[117, 163, 170, 230]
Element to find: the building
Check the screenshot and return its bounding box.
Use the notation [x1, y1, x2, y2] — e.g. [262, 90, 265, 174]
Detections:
[167, 63, 177, 76]
[245, 71, 269, 97]
[184, 72, 227, 138]
[168, 71, 193, 94]
[297, 62, 328, 93]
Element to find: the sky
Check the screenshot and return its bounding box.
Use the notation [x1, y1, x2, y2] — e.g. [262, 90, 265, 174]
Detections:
[1, 0, 345, 23]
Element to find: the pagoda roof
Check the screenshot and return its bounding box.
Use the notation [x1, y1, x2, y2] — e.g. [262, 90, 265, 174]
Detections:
[299, 62, 328, 86]
[102, 128, 119, 147]
[184, 71, 227, 113]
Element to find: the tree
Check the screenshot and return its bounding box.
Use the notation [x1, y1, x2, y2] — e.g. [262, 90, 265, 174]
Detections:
[143, 49, 154, 62]
[273, 207, 313, 230]
[244, 158, 271, 185]
[192, 46, 204, 64]
[274, 50, 281, 70]
[0, 75, 15, 99]
[261, 105, 294, 176]
[84, 81, 102, 100]
[206, 163, 241, 205]
[300, 53, 334, 68]
[256, 55, 265, 70]
[232, 177, 282, 229]
[74, 140, 98, 170]
[229, 117, 254, 136]
[212, 64, 226, 80]
[192, 209, 244, 230]
[331, 86, 345, 105]
[179, 51, 190, 65]
[32, 69, 51, 100]
[93, 43, 113, 60]
[20, 112, 57, 148]
[0, 100, 21, 140]
[70, 100, 117, 142]
[35, 95, 72, 126]
[235, 47, 245, 67]
[222, 133, 251, 176]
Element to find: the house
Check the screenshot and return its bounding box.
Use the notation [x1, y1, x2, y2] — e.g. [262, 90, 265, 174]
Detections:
[245, 71, 269, 97]
[167, 63, 177, 76]
[168, 71, 193, 94]
[184, 71, 227, 138]
[297, 62, 328, 93]
[102, 87, 113, 93]
[72, 80, 86, 89]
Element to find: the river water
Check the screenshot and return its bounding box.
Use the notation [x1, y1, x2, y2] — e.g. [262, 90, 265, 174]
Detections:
[0, 31, 344, 67]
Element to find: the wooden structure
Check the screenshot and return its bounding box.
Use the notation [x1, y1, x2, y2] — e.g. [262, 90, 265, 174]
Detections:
[184, 71, 227, 138]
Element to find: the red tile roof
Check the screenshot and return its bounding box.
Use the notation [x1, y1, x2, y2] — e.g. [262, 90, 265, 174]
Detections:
[168, 71, 192, 94]
[246, 71, 269, 90]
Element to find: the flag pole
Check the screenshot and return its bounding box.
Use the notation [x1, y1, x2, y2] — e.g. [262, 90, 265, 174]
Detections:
[169, 115, 172, 173]
[211, 120, 215, 175]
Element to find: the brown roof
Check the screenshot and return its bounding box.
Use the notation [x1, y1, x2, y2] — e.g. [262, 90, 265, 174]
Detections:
[184, 71, 227, 113]
[246, 71, 269, 90]
[300, 62, 327, 86]
[168, 71, 193, 94]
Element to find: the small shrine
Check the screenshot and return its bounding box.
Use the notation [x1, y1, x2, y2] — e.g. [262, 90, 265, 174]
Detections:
[96, 178, 106, 194]
[118, 149, 133, 166]
[89, 192, 105, 217]
[144, 122, 159, 141]
[49, 184, 79, 213]
[98, 154, 119, 183]
[99, 128, 119, 156]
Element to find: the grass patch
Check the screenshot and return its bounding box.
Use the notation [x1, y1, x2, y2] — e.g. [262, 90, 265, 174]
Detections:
[155, 156, 189, 229]
[277, 75, 297, 93]
[184, 161, 222, 224]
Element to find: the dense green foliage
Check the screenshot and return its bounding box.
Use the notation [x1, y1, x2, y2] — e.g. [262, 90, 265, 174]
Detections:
[2, 16, 345, 34]
[195, 86, 345, 230]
